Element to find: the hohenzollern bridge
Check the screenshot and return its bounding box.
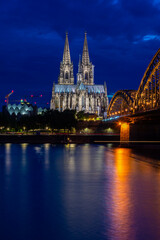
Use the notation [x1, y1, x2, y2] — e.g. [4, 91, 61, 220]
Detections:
[107, 49, 160, 118]
[106, 49, 160, 143]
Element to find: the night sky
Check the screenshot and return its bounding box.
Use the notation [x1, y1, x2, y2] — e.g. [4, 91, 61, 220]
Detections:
[0, 0, 160, 107]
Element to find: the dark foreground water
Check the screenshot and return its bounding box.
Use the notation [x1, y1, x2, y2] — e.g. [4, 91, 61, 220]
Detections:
[0, 144, 160, 240]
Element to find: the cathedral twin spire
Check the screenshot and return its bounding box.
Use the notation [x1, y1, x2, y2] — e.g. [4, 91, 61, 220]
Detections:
[82, 32, 90, 65]
[78, 32, 94, 85]
[59, 32, 94, 85]
[58, 32, 74, 85]
[62, 33, 71, 65]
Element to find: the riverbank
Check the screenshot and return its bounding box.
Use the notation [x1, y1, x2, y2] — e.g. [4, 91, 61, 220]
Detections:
[0, 133, 120, 144]
[1, 134, 160, 147]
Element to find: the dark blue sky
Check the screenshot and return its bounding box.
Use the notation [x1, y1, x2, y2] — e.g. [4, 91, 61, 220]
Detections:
[0, 0, 160, 106]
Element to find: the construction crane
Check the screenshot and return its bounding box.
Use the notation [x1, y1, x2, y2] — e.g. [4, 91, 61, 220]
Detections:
[5, 92, 49, 107]
[5, 94, 44, 105]
[5, 90, 14, 106]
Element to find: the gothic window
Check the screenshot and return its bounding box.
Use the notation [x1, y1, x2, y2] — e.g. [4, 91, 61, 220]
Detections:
[55, 97, 59, 110]
[65, 72, 69, 79]
[70, 95, 72, 109]
[66, 94, 68, 108]
[82, 95, 84, 107]
[60, 96, 63, 111]
[85, 72, 88, 80]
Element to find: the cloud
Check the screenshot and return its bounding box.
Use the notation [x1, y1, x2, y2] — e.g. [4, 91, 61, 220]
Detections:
[143, 34, 160, 41]
[0, 0, 160, 107]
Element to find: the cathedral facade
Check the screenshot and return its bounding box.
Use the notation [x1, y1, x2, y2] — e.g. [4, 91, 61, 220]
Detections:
[50, 33, 108, 116]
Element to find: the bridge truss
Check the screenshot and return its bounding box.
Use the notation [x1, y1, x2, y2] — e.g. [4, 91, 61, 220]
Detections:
[107, 49, 160, 118]
[107, 90, 136, 117]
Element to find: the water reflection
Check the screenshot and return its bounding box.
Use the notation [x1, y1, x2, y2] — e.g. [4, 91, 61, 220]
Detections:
[44, 143, 50, 168]
[65, 144, 76, 172]
[106, 148, 135, 240]
[5, 143, 11, 174]
[1, 144, 160, 240]
[62, 145, 105, 239]
[21, 143, 28, 167]
[105, 147, 160, 240]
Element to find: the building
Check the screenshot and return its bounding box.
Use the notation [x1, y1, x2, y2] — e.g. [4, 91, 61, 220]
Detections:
[6, 103, 34, 116]
[50, 33, 108, 116]
[6, 103, 47, 116]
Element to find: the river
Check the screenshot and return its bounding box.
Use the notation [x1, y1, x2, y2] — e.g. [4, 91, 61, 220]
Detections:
[0, 143, 160, 240]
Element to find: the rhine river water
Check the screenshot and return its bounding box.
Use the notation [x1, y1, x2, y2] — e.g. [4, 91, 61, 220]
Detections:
[0, 143, 160, 240]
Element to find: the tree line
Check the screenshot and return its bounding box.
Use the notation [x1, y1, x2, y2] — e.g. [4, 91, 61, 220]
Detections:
[0, 109, 77, 132]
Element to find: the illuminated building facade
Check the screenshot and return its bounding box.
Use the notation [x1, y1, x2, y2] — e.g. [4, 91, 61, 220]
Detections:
[7, 103, 34, 116]
[6, 103, 47, 116]
[50, 33, 108, 115]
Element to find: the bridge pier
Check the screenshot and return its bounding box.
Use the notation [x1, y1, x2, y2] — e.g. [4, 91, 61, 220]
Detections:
[120, 123, 130, 146]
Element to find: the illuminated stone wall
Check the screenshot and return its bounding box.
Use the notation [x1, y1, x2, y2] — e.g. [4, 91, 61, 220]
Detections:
[120, 123, 130, 142]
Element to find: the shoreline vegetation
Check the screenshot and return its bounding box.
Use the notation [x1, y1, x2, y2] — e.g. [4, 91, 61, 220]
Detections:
[0, 107, 119, 143]
[1, 109, 160, 145]
[0, 108, 122, 143]
[0, 109, 120, 138]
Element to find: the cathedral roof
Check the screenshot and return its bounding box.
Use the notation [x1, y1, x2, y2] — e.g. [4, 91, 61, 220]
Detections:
[55, 84, 105, 93]
[87, 85, 105, 93]
[55, 85, 77, 93]
[78, 82, 86, 90]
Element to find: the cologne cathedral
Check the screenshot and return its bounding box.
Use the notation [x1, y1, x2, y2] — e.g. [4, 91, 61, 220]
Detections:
[50, 33, 108, 116]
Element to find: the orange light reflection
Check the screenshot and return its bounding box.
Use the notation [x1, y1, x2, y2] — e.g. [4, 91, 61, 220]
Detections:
[106, 148, 135, 240]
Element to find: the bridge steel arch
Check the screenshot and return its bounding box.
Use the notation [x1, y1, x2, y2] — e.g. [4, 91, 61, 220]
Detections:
[107, 90, 136, 118]
[133, 49, 160, 112]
